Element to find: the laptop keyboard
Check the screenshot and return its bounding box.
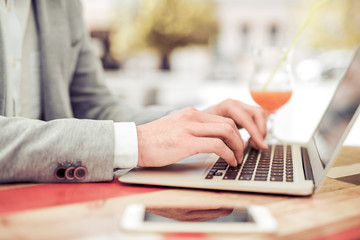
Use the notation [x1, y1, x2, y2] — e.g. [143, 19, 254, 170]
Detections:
[205, 145, 294, 182]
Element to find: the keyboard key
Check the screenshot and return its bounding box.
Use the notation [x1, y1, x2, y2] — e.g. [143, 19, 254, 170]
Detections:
[241, 170, 254, 174]
[215, 172, 223, 176]
[254, 177, 267, 181]
[216, 158, 227, 163]
[205, 174, 214, 179]
[212, 165, 227, 170]
[258, 160, 270, 164]
[255, 173, 268, 178]
[228, 166, 240, 171]
[214, 162, 228, 166]
[243, 164, 255, 168]
[271, 166, 284, 169]
[223, 165, 240, 180]
[223, 173, 238, 180]
[239, 174, 252, 180]
[257, 167, 270, 171]
[242, 167, 256, 171]
[270, 176, 283, 181]
[271, 172, 283, 176]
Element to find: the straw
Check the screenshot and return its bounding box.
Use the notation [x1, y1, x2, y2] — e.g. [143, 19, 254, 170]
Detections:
[262, 0, 331, 91]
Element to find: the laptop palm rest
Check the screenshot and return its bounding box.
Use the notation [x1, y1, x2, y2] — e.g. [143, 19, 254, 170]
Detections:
[122, 154, 215, 180]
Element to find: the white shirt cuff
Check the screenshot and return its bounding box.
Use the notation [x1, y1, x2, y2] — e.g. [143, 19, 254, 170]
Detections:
[113, 122, 138, 169]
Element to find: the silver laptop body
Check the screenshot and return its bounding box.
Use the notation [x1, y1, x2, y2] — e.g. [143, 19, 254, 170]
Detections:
[119, 47, 360, 196]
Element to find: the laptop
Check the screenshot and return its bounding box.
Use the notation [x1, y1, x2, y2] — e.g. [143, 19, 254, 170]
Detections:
[119, 47, 360, 196]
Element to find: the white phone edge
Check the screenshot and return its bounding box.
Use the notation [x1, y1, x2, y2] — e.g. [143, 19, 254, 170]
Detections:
[120, 204, 278, 234]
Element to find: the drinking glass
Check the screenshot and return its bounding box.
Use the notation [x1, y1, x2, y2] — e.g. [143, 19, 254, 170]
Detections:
[249, 47, 294, 144]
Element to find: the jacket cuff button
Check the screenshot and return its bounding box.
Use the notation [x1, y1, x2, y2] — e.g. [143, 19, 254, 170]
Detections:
[74, 166, 87, 180]
[65, 166, 75, 180]
[54, 166, 66, 180]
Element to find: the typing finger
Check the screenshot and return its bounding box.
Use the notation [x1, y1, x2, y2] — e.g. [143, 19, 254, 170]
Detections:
[190, 122, 245, 164]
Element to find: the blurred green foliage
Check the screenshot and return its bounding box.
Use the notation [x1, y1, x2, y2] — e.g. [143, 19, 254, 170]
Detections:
[110, 0, 219, 70]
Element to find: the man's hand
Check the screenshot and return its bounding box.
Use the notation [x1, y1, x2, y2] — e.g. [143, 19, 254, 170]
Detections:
[136, 99, 267, 168]
[204, 99, 268, 150]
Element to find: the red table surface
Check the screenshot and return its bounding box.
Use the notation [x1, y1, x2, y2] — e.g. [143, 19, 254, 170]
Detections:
[0, 179, 165, 214]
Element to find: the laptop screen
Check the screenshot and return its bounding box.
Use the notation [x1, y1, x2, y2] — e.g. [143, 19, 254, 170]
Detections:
[313, 48, 360, 168]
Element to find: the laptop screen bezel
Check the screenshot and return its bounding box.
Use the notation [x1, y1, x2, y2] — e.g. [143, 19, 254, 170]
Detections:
[308, 47, 360, 189]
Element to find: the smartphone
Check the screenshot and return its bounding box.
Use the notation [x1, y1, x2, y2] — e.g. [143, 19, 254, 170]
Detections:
[120, 204, 277, 233]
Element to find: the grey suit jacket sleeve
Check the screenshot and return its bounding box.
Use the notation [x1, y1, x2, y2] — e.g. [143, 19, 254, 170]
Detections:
[0, 0, 173, 183]
[0, 117, 115, 183]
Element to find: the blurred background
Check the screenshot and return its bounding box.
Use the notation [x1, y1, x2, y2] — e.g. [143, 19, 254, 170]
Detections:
[82, 0, 360, 145]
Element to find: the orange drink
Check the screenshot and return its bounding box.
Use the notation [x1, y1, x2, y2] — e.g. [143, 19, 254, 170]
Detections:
[250, 91, 292, 114]
[250, 47, 294, 143]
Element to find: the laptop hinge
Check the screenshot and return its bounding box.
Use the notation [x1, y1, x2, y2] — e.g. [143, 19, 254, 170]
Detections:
[301, 147, 314, 182]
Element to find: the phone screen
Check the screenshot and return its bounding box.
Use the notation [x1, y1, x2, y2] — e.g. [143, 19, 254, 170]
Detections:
[121, 205, 277, 233]
[144, 207, 254, 223]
